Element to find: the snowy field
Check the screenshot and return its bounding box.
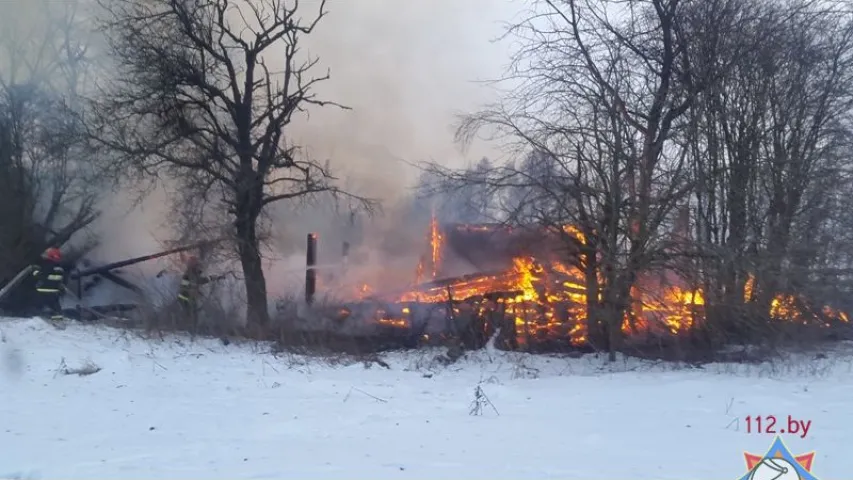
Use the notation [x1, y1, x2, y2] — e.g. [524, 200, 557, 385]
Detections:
[1, 317, 851, 479]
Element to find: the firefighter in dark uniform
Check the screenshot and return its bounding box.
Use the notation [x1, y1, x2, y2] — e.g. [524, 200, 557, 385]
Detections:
[31, 247, 66, 321]
[177, 256, 210, 331]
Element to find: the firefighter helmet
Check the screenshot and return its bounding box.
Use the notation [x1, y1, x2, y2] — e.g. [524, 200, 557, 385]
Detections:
[43, 247, 62, 262]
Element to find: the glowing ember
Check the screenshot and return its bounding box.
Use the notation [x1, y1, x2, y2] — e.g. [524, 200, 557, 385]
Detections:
[415, 258, 425, 284]
[378, 318, 408, 328]
[744, 275, 755, 302]
[770, 294, 800, 321]
[823, 305, 849, 323]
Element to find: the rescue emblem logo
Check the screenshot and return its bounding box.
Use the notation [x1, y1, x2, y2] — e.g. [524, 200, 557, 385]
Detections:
[739, 435, 818, 480]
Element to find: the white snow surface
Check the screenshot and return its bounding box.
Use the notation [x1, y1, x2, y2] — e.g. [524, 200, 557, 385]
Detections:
[1, 317, 851, 479]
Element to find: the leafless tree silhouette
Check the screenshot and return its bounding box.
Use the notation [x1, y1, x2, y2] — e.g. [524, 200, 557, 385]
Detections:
[0, 0, 102, 294]
[88, 0, 376, 330]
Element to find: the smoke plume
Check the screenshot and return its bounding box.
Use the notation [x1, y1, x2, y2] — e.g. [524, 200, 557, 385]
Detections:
[3, 0, 520, 304]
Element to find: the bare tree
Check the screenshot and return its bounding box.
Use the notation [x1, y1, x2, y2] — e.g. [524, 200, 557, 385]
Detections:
[422, 0, 853, 357]
[88, 0, 374, 330]
[437, 0, 707, 360]
[753, 6, 853, 315]
[0, 0, 97, 95]
[684, 0, 853, 340]
[0, 0, 101, 294]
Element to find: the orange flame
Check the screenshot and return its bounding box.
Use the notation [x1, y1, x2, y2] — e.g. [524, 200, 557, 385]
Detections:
[429, 212, 443, 278]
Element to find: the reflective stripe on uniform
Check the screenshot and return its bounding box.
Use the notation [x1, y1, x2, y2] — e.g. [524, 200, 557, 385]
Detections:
[37, 288, 60, 293]
[47, 274, 63, 281]
[178, 294, 190, 301]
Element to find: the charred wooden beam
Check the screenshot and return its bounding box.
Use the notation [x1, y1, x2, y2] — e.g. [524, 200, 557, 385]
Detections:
[100, 270, 143, 294]
[413, 269, 511, 290]
[305, 233, 317, 305]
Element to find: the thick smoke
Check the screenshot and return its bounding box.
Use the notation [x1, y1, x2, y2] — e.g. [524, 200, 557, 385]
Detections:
[258, 0, 520, 298]
[287, 0, 512, 191]
[3, 0, 520, 307]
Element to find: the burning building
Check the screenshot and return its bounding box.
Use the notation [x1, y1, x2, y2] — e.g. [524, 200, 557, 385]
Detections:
[325, 214, 850, 354]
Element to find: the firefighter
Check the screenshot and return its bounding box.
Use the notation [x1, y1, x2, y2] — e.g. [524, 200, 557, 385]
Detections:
[177, 255, 211, 331]
[31, 247, 66, 322]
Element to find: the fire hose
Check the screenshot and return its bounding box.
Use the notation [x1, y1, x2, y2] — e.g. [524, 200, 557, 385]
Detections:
[71, 238, 223, 279]
[155, 262, 350, 279]
[0, 266, 36, 306]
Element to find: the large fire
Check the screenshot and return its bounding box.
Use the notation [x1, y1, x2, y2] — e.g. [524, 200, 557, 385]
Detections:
[358, 217, 848, 348]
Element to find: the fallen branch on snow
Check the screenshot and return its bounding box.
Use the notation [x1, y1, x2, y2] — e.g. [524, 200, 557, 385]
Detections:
[469, 385, 499, 416]
[54, 357, 101, 377]
[343, 386, 388, 403]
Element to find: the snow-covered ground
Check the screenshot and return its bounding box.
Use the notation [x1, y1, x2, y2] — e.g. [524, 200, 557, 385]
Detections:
[1, 317, 851, 479]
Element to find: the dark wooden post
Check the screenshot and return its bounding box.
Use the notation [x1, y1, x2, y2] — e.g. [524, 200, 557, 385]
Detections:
[76, 277, 83, 320]
[305, 233, 317, 305]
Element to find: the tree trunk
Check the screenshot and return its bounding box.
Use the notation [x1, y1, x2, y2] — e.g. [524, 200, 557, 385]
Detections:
[599, 267, 629, 362]
[755, 219, 792, 320]
[582, 250, 604, 349]
[235, 200, 270, 333]
[601, 300, 620, 363]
